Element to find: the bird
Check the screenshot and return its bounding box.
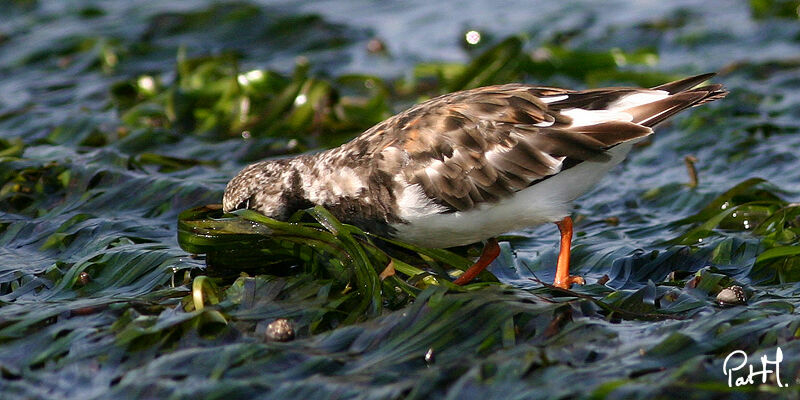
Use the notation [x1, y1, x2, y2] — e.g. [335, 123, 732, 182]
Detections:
[223, 73, 727, 289]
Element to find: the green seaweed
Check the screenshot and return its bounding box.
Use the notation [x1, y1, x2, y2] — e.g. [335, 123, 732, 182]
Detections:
[1, 1, 800, 399]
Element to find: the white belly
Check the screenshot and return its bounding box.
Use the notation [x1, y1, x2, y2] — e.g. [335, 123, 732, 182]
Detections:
[391, 142, 635, 248]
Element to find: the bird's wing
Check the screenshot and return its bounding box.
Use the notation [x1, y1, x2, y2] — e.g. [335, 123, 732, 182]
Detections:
[356, 75, 726, 212]
[358, 84, 648, 212]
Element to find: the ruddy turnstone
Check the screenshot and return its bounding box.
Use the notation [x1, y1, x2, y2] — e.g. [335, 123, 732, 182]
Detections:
[223, 73, 727, 289]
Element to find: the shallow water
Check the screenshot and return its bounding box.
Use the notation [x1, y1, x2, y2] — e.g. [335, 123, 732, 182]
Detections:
[1, 0, 800, 398]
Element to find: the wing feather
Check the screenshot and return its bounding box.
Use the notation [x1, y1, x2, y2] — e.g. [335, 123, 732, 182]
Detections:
[344, 75, 726, 213]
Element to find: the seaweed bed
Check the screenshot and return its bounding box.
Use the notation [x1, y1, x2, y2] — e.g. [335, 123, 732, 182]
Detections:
[1, 1, 800, 399]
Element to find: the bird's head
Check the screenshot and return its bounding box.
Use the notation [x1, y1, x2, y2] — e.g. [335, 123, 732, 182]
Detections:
[222, 160, 291, 217]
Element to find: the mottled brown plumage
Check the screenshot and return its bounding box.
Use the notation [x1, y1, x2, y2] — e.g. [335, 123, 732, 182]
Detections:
[223, 74, 727, 248]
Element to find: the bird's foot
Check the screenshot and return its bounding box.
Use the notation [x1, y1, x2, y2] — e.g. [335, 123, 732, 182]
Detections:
[552, 216, 583, 289]
[553, 275, 584, 289]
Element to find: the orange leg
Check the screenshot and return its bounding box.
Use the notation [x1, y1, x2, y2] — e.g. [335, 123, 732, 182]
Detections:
[453, 238, 500, 285]
[553, 216, 585, 289]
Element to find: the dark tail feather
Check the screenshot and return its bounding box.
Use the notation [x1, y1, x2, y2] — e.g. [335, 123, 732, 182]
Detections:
[628, 74, 728, 127]
[650, 73, 718, 94]
[687, 83, 728, 106]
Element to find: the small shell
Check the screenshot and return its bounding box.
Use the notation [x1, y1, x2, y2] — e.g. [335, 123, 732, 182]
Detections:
[266, 318, 295, 342]
[366, 38, 386, 53]
[716, 285, 747, 306]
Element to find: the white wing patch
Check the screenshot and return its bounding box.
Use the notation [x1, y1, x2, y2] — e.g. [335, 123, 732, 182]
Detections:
[539, 94, 569, 103]
[608, 91, 669, 111]
[560, 109, 634, 127]
[553, 90, 672, 128]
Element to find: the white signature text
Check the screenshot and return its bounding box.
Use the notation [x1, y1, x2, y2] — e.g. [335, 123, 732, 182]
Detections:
[723, 347, 788, 388]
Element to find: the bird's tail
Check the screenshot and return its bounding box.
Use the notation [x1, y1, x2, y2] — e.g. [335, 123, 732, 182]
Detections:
[626, 73, 728, 127]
